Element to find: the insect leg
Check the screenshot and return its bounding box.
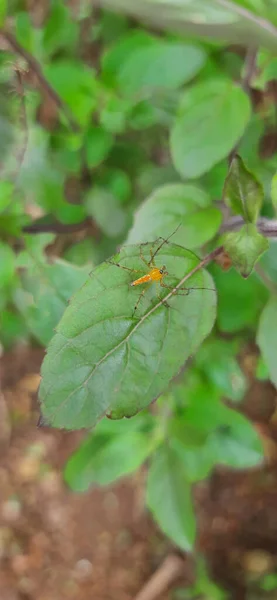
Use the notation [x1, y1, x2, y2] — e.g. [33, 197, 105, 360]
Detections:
[160, 282, 215, 295]
[150, 223, 182, 263]
[132, 287, 147, 316]
[106, 259, 144, 274]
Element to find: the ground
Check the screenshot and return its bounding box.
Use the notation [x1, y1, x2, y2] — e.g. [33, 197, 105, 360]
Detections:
[1, 345, 277, 600]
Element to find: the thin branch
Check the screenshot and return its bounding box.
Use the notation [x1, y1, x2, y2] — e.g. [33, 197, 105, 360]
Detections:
[221, 215, 277, 238]
[23, 218, 92, 235]
[216, 0, 277, 40]
[134, 554, 186, 600]
[1, 30, 80, 133]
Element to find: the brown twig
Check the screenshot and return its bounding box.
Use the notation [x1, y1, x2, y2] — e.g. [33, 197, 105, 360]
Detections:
[23, 217, 92, 235]
[1, 30, 80, 132]
[220, 215, 277, 238]
[134, 554, 186, 600]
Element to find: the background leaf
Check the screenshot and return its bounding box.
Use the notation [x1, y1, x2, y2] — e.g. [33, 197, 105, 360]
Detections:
[223, 155, 264, 223]
[222, 225, 269, 278]
[127, 184, 221, 249]
[257, 296, 277, 388]
[65, 429, 152, 491]
[147, 444, 196, 551]
[116, 41, 206, 96]
[39, 242, 216, 429]
[170, 79, 251, 179]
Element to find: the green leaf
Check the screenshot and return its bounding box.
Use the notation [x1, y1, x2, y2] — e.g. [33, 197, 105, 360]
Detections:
[43, 0, 78, 56]
[207, 408, 264, 469]
[170, 79, 251, 179]
[211, 264, 268, 333]
[39, 242, 216, 429]
[127, 184, 221, 249]
[45, 60, 97, 126]
[195, 338, 247, 403]
[85, 126, 113, 168]
[117, 41, 206, 96]
[16, 258, 91, 346]
[100, 95, 129, 134]
[271, 172, 277, 214]
[223, 155, 264, 223]
[146, 444, 196, 551]
[255, 355, 269, 381]
[257, 296, 277, 388]
[0, 243, 16, 288]
[85, 187, 128, 237]
[0, 0, 6, 27]
[222, 224, 269, 278]
[0, 181, 14, 213]
[174, 376, 263, 470]
[64, 430, 152, 491]
[97, 169, 132, 204]
[101, 30, 156, 86]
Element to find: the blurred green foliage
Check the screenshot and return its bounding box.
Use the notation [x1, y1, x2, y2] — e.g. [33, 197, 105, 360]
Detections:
[1, 2, 277, 592]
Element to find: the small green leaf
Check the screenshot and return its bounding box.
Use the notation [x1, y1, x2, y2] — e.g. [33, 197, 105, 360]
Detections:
[147, 445, 196, 551]
[85, 127, 113, 168]
[16, 258, 90, 346]
[0, 243, 16, 288]
[0, 181, 14, 213]
[39, 242, 216, 430]
[64, 430, 151, 491]
[271, 172, 277, 214]
[223, 155, 264, 223]
[257, 296, 277, 389]
[45, 60, 97, 126]
[85, 187, 128, 237]
[0, 0, 6, 27]
[255, 355, 269, 381]
[170, 79, 251, 179]
[208, 409, 264, 469]
[117, 41, 206, 96]
[222, 224, 269, 278]
[195, 338, 247, 403]
[211, 264, 268, 333]
[127, 183, 221, 249]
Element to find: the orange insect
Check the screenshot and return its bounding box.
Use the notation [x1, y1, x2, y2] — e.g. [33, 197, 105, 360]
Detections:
[107, 224, 213, 316]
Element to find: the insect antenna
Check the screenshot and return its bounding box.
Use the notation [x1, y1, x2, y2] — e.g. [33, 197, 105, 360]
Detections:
[151, 222, 182, 262]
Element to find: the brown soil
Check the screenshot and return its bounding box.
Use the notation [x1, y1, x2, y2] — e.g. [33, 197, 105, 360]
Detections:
[1, 345, 277, 600]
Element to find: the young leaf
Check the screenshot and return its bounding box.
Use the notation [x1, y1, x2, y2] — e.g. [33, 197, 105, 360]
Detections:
[207, 408, 264, 469]
[0, 0, 6, 27]
[170, 79, 250, 179]
[64, 431, 152, 491]
[222, 225, 269, 278]
[39, 242, 216, 430]
[211, 264, 268, 333]
[257, 296, 277, 388]
[117, 42, 206, 96]
[223, 155, 264, 223]
[126, 183, 221, 249]
[85, 126, 113, 168]
[146, 444, 196, 551]
[16, 257, 90, 346]
[0, 243, 16, 288]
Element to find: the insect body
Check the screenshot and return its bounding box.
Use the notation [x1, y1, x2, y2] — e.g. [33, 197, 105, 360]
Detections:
[107, 224, 214, 316]
[130, 266, 168, 287]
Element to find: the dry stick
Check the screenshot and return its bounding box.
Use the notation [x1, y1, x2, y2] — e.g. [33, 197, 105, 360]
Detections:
[134, 554, 185, 600]
[1, 30, 80, 133]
